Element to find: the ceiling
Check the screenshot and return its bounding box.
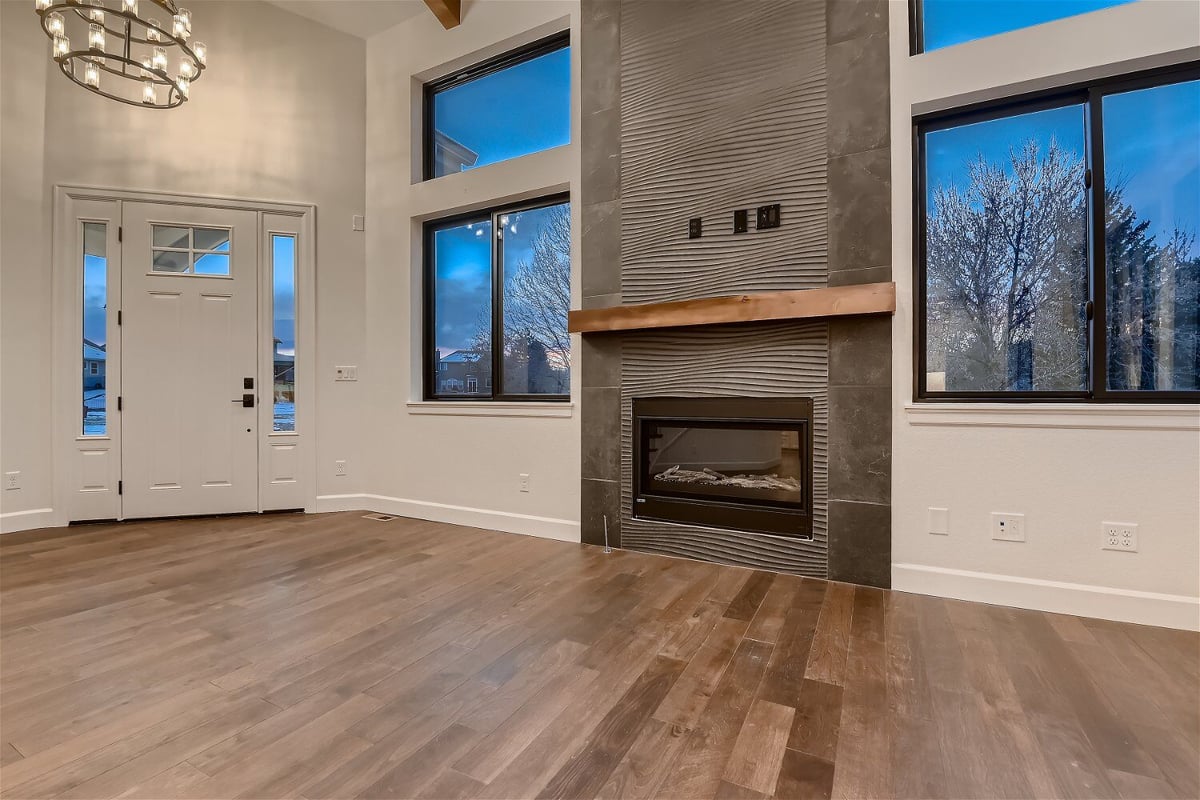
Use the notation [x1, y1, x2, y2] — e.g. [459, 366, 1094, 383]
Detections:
[264, 0, 427, 39]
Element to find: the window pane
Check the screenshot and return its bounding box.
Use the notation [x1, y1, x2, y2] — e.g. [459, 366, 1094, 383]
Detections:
[194, 252, 230, 275]
[152, 225, 189, 248]
[924, 104, 1089, 392]
[82, 222, 107, 435]
[430, 44, 570, 178]
[272, 235, 296, 431]
[152, 250, 190, 272]
[193, 228, 231, 251]
[1103, 79, 1200, 391]
[432, 219, 492, 396]
[921, 0, 1134, 52]
[501, 202, 571, 395]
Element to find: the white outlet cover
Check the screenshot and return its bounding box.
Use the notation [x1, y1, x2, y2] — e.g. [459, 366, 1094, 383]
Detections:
[928, 507, 949, 535]
[1101, 521, 1138, 552]
[334, 366, 358, 381]
[991, 512, 1025, 542]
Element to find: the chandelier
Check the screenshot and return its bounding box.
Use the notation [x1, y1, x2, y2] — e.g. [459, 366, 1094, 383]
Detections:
[34, 0, 207, 109]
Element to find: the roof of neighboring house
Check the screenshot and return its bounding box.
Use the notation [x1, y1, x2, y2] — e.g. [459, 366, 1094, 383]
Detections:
[434, 131, 480, 169]
[83, 341, 106, 361]
[440, 350, 485, 364]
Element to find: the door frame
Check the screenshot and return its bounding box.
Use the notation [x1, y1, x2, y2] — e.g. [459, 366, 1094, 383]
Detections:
[52, 185, 317, 524]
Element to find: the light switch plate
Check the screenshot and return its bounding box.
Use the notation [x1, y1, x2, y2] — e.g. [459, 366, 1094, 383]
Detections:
[928, 507, 949, 535]
[352, 215, 365, 231]
[991, 512, 1025, 542]
[335, 366, 358, 381]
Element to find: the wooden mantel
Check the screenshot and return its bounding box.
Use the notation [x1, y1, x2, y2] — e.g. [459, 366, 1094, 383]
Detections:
[568, 282, 895, 334]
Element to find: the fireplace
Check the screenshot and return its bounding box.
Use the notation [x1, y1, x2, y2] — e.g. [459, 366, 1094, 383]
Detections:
[633, 397, 814, 539]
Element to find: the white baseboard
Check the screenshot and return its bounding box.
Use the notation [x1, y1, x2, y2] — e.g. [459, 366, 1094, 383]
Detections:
[0, 508, 56, 535]
[893, 563, 1200, 631]
[313, 493, 580, 543]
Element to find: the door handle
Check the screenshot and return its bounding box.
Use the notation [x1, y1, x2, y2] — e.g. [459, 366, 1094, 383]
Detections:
[232, 394, 255, 407]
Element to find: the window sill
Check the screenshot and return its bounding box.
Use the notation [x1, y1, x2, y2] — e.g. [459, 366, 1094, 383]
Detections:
[905, 402, 1199, 431]
[406, 401, 574, 419]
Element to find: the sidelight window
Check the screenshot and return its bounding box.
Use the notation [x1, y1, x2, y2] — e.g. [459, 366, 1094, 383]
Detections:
[82, 221, 108, 435]
[271, 234, 297, 431]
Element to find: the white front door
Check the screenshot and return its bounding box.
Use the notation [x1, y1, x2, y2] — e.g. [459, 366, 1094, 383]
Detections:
[120, 202, 259, 518]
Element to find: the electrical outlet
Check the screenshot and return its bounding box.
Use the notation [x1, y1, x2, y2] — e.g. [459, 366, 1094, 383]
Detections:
[334, 460, 347, 477]
[991, 512, 1025, 542]
[519, 473, 530, 493]
[733, 209, 749, 234]
[1102, 521, 1138, 552]
[928, 507, 949, 535]
[688, 218, 702, 239]
[4, 471, 20, 491]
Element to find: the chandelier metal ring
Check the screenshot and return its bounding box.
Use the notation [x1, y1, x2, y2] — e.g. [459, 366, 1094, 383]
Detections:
[34, 0, 208, 109]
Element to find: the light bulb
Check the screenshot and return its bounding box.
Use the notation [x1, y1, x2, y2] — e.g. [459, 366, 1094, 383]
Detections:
[122, 0, 138, 13]
[84, 61, 100, 88]
[172, 13, 189, 39]
[177, 7, 191, 30]
[175, 75, 189, 99]
[87, 0, 104, 23]
[46, 11, 64, 35]
[146, 17, 161, 42]
[140, 56, 152, 76]
[52, 34, 70, 59]
[192, 41, 206, 66]
[36, 0, 52, 11]
[178, 58, 195, 79]
[151, 46, 167, 71]
[142, 80, 156, 104]
[88, 23, 105, 51]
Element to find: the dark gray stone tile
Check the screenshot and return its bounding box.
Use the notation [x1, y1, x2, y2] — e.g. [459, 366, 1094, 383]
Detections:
[582, 105, 620, 206]
[828, 385, 891, 504]
[827, 499, 890, 587]
[829, 316, 891, 387]
[826, 0, 889, 45]
[828, 265, 891, 286]
[582, 478, 621, 547]
[827, 34, 889, 158]
[828, 147, 890, 273]
[582, 388, 621, 481]
[582, 199, 621, 297]
[582, 336, 621, 389]
[582, 0, 620, 115]
[583, 292, 622, 310]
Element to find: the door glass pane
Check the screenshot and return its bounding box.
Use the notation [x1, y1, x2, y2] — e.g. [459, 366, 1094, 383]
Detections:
[194, 252, 230, 275]
[193, 228, 231, 251]
[152, 225, 190, 248]
[500, 201, 571, 395]
[272, 235, 296, 431]
[923, 103, 1089, 392]
[152, 250, 190, 272]
[429, 44, 570, 178]
[920, 0, 1135, 52]
[431, 218, 492, 396]
[1103, 79, 1200, 391]
[82, 222, 107, 435]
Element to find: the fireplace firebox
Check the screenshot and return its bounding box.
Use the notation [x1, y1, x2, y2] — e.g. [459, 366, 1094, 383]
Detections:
[633, 397, 814, 539]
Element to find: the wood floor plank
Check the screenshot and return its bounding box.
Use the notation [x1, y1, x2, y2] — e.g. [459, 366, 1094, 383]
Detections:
[774, 748, 834, 800]
[722, 698, 794, 795]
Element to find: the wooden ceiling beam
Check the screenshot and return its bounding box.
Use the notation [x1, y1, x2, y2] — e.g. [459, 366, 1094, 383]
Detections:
[423, 0, 462, 29]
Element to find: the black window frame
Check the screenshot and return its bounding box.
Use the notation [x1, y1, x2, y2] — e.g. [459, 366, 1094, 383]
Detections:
[423, 192, 572, 402]
[914, 62, 1200, 403]
[422, 30, 571, 182]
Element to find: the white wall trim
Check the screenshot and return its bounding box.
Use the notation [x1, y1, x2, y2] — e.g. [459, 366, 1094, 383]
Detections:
[0, 508, 56, 535]
[893, 563, 1200, 631]
[313, 493, 581, 542]
[405, 401, 574, 418]
[905, 403, 1200, 431]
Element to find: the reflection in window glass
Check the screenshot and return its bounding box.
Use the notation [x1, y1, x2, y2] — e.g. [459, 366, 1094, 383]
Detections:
[429, 41, 570, 178]
[1103, 79, 1200, 391]
[501, 202, 571, 395]
[82, 222, 107, 435]
[431, 218, 493, 397]
[923, 104, 1089, 392]
[272, 235, 297, 431]
[920, 0, 1135, 52]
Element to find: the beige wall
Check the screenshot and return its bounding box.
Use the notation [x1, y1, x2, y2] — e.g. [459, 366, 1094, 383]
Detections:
[0, 0, 367, 524]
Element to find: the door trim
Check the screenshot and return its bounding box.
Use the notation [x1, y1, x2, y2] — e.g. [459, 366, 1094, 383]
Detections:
[52, 185, 317, 524]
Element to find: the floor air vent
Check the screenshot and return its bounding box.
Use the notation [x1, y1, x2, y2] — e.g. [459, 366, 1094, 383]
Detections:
[362, 513, 397, 522]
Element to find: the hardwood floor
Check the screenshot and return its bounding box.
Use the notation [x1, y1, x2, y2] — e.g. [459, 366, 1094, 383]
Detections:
[1, 511, 1196, 799]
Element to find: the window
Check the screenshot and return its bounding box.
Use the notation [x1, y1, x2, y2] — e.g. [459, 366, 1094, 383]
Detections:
[425, 195, 571, 400]
[424, 32, 570, 180]
[82, 221, 107, 435]
[916, 67, 1200, 401]
[913, 0, 1136, 53]
[271, 235, 296, 431]
[151, 225, 231, 276]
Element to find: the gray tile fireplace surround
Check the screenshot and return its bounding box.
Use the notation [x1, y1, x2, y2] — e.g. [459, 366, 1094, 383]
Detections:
[580, 0, 891, 587]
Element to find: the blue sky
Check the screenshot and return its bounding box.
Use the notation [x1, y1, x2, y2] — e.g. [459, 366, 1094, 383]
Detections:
[922, 0, 1135, 50]
[926, 79, 1200, 257]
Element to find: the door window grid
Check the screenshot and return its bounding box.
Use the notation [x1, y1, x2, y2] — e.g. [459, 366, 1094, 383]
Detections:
[150, 224, 232, 276]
